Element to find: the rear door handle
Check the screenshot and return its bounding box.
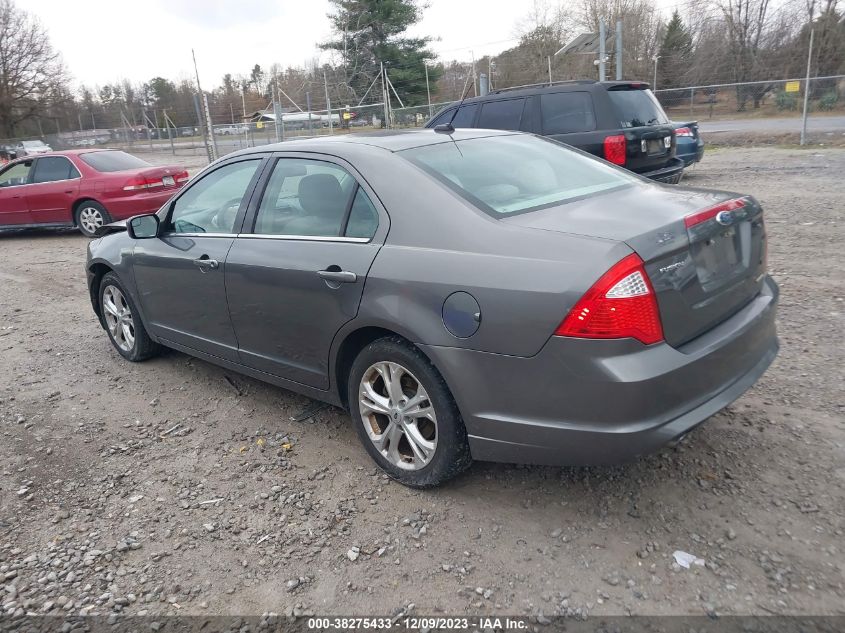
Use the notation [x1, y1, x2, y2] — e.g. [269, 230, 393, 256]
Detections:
[193, 257, 219, 271]
[318, 269, 357, 284]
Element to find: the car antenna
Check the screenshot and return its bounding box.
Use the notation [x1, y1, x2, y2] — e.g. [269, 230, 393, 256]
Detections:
[434, 74, 474, 134]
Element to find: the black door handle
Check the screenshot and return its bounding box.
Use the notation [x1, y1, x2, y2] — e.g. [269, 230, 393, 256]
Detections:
[318, 269, 357, 284]
[193, 256, 219, 271]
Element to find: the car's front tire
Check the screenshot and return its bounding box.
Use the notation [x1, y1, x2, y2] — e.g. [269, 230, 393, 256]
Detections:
[99, 272, 161, 362]
[76, 201, 112, 238]
[348, 336, 472, 488]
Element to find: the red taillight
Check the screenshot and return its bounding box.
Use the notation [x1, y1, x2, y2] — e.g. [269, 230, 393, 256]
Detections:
[684, 198, 745, 228]
[674, 127, 693, 137]
[555, 253, 664, 345]
[175, 170, 189, 183]
[603, 134, 626, 165]
[123, 175, 165, 191]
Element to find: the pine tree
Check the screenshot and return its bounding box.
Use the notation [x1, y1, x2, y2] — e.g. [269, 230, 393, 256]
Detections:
[657, 11, 693, 90]
[320, 0, 440, 107]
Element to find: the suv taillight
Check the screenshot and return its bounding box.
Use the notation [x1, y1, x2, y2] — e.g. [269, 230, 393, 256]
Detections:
[555, 253, 664, 345]
[603, 134, 626, 166]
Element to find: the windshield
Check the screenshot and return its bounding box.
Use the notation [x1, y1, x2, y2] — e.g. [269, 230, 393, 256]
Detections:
[400, 134, 637, 216]
[80, 150, 150, 172]
[22, 141, 46, 148]
[607, 88, 669, 128]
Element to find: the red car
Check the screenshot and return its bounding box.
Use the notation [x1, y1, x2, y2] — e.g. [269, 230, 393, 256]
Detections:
[0, 149, 189, 237]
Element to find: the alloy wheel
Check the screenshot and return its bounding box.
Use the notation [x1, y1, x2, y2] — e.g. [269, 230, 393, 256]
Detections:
[79, 206, 105, 234]
[358, 361, 438, 471]
[102, 285, 135, 352]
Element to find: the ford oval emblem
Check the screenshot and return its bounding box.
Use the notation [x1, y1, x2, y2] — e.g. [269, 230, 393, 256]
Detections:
[716, 210, 734, 226]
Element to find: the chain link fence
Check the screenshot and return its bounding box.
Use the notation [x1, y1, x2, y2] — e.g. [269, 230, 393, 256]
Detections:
[3, 75, 843, 168]
[654, 75, 845, 121]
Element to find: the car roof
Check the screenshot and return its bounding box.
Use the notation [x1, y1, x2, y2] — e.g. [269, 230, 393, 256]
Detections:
[232, 128, 521, 156]
[433, 80, 651, 104]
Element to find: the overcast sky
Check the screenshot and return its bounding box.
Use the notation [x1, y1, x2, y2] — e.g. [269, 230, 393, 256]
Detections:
[27, 0, 677, 90]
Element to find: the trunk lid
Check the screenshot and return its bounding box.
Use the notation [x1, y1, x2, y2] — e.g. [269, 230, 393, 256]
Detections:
[502, 184, 768, 347]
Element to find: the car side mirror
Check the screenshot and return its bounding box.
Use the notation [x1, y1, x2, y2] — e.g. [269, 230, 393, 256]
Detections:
[128, 214, 160, 239]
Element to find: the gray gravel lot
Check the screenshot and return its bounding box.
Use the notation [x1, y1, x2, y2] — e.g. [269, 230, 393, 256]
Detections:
[0, 147, 843, 619]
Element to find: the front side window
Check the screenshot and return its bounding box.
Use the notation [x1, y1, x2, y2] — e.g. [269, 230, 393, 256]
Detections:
[254, 158, 377, 238]
[0, 161, 33, 187]
[168, 159, 262, 234]
[401, 134, 637, 216]
[32, 157, 80, 183]
[477, 99, 526, 131]
[540, 92, 597, 134]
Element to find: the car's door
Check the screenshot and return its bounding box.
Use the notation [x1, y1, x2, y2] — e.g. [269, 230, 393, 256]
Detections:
[0, 160, 34, 226]
[132, 156, 266, 362]
[225, 154, 386, 389]
[26, 156, 82, 224]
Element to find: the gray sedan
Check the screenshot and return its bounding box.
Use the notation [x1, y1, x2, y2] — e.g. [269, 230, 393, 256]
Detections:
[86, 129, 778, 488]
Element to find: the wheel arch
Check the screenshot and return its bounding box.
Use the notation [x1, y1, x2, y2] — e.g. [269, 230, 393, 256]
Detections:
[332, 325, 446, 411]
[72, 197, 104, 225]
[87, 261, 114, 328]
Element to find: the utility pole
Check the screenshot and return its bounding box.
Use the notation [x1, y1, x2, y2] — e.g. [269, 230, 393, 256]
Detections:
[598, 21, 607, 81]
[800, 28, 814, 146]
[424, 63, 433, 118]
[615, 20, 623, 80]
[547, 56, 552, 85]
[380, 62, 390, 129]
[192, 49, 212, 162]
[306, 92, 313, 134]
[471, 51, 478, 96]
[323, 70, 333, 134]
[652, 55, 659, 90]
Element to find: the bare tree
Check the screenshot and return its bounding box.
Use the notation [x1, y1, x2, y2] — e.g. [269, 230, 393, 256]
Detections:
[0, 0, 67, 138]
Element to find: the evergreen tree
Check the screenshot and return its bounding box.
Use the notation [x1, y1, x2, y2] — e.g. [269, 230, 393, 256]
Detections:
[657, 10, 693, 90]
[320, 0, 440, 107]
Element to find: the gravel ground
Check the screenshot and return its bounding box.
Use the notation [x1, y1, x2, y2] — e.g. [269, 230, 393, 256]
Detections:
[0, 147, 843, 620]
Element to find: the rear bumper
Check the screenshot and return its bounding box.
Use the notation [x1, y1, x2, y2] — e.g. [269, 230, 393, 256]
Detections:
[422, 276, 779, 466]
[103, 188, 181, 220]
[677, 140, 705, 166]
[638, 157, 685, 184]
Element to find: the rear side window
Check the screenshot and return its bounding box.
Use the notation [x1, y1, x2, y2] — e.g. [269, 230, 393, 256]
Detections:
[607, 88, 669, 128]
[477, 99, 526, 131]
[540, 92, 596, 134]
[32, 157, 80, 183]
[80, 151, 151, 172]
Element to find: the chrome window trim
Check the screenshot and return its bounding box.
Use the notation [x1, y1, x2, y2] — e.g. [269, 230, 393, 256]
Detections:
[159, 232, 239, 238]
[237, 233, 371, 244]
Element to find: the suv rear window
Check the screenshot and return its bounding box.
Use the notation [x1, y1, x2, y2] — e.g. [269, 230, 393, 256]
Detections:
[401, 134, 636, 216]
[541, 91, 596, 134]
[80, 151, 150, 172]
[477, 99, 526, 131]
[607, 88, 669, 128]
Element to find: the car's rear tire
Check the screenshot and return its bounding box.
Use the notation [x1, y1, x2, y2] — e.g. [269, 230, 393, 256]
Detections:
[347, 336, 472, 488]
[75, 201, 111, 238]
[99, 272, 161, 362]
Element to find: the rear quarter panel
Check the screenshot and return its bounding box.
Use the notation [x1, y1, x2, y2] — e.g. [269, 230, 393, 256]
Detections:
[342, 145, 632, 358]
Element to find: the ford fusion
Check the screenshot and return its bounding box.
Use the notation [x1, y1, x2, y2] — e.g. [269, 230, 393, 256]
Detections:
[85, 129, 778, 487]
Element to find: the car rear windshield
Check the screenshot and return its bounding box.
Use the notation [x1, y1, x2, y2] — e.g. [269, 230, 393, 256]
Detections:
[400, 134, 637, 217]
[80, 150, 150, 172]
[607, 88, 669, 128]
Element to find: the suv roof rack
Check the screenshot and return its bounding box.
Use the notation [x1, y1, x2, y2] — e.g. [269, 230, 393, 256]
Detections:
[489, 79, 597, 95]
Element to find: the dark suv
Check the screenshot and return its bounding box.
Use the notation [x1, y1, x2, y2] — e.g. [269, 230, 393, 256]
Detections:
[425, 80, 684, 184]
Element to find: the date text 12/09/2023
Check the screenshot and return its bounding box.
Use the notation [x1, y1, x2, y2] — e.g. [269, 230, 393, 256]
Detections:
[306, 617, 529, 630]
